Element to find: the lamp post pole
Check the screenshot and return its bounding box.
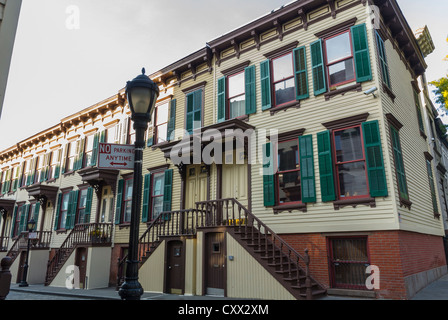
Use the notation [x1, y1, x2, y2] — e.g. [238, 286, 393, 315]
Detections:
[118, 117, 146, 300]
[118, 68, 159, 300]
[19, 218, 35, 287]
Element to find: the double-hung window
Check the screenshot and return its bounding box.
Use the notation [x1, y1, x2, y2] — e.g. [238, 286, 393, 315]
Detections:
[272, 53, 296, 107]
[317, 120, 388, 205]
[277, 139, 301, 204]
[262, 134, 316, 208]
[57, 192, 71, 230]
[228, 71, 246, 118]
[259, 46, 309, 111]
[123, 177, 133, 223]
[141, 169, 173, 223]
[65, 141, 77, 173]
[324, 31, 355, 87]
[217, 65, 256, 122]
[332, 126, 368, 199]
[154, 101, 169, 144]
[48, 149, 61, 180]
[83, 134, 95, 168]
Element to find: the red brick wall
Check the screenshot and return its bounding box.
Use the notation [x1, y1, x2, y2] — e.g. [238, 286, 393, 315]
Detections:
[280, 230, 446, 299]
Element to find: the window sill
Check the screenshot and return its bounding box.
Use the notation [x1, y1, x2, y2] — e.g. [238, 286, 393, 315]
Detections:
[324, 83, 362, 101]
[399, 198, 412, 210]
[55, 229, 68, 235]
[273, 203, 307, 214]
[333, 197, 376, 210]
[382, 83, 396, 102]
[269, 101, 301, 116]
[118, 223, 130, 230]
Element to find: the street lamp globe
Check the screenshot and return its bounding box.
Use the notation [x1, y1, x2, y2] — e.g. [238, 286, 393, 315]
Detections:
[27, 218, 36, 232]
[125, 68, 159, 121]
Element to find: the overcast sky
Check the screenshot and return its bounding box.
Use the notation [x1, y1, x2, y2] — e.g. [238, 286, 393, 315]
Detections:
[0, 0, 447, 151]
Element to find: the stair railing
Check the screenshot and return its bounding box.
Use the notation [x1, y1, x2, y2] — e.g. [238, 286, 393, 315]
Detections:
[195, 198, 325, 293]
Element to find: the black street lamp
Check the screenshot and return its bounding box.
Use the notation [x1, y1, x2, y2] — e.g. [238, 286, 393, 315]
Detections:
[118, 68, 159, 300]
[19, 218, 36, 287]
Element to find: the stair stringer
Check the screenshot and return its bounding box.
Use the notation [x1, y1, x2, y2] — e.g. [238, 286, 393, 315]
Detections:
[226, 231, 296, 300]
[139, 239, 166, 293]
[46, 248, 76, 288]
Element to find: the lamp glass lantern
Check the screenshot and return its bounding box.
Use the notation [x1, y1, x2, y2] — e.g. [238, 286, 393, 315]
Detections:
[27, 218, 36, 232]
[126, 68, 160, 121]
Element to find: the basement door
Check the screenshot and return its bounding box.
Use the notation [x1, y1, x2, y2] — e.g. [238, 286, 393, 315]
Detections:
[166, 240, 185, 295]
[75, 247, 88, 289]
[205, 232, 225, 296]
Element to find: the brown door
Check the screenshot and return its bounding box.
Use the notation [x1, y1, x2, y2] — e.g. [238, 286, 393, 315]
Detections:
[75, 247, 88, 289]
[166, 240, 184, 294]
[205, 232, 225, 296]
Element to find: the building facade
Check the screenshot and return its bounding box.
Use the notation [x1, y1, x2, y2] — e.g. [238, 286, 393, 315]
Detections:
[0, 0, 446, 300]
[0, 0, 22, 118]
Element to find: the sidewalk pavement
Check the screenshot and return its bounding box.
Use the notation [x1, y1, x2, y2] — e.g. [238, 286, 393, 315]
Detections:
[5, 274, 448, 300]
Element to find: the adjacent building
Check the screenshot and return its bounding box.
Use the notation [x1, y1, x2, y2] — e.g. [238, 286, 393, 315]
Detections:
[0, 0, 446, 300]
[0, 0, 22, 118]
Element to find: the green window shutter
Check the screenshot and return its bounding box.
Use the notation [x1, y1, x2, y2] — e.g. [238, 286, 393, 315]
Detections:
[54, 193, 62, 230]
[142, 173, 152, 223]
[186, 91, 202, 134]
[54, 164, 60, 179]
[33, 201, 41, 226]
[362, 120, 388, 197]
[66, 190, 79, 230]
[245, 65, 256, 115]
[317, 130, 336, 202]
[84, 187, 93, 223]
[162, 169, 173, 221]
[299, 135, 316, 203]
[217, 77, 226, 123]
[390, 126, 409, 201]
[163, 169, 173, 212]
[167, 99, 177, 142]
[260, 60, 272, 110]
[375, 31, 390, 88]
[262, 143, 276, 206]
[426, 160, 439, 216]
[18, 205, 29, 233]
[115, 179, 124, 225]
[310, 39, 327, 96]
[351, 23, 372, 83]
[293, 46, 309, 100]
[413, 90, 425, 133]
[147, 127, 154, 147]
[90, 132, 100, 166]
[10, 206, 18, 237]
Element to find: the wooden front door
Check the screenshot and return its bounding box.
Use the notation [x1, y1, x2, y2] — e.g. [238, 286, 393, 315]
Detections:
[75, 247, 88, 289]
[185, 165, 208, 209]
[166, 240, 184, 294]
[222, 150, 248, 208]
[205, 232, 225, 296]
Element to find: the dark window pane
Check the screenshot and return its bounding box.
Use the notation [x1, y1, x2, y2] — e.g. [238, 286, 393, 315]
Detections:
[278, 140, 298, 171]
[328, 58, 355, 85]
[275, 78, 295, 106]
[337, 161, 368, 198]
[334, 127, 363, 163]
[278, 171, 301, 204]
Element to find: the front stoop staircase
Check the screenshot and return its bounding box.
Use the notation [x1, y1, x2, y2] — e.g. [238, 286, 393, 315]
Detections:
[45, 223, 112, 286]
[117, 198, 326, 300]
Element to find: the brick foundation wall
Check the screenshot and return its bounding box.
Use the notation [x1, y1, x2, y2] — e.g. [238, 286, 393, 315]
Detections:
[281, 230, 447, 299]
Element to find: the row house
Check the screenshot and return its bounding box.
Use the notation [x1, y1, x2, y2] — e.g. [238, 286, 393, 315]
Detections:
[0, 0, 446, 300]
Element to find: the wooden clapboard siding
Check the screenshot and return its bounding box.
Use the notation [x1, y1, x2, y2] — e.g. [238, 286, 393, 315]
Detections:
[213, 3, 399, 235]
[378, 32, 443, 236]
